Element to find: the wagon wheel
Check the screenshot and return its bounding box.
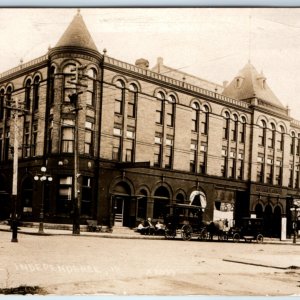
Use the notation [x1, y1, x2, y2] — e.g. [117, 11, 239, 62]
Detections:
[165, 227, 176, 239]
[181, 224, 193, 241]
[198, 228, 208, 241]
[256, 234, 264, 244]
[232, 232, 240, 243]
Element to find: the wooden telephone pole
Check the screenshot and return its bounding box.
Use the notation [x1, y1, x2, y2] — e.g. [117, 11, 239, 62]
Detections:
[5, 98, 27, 242]
[68, 64, 87, 235]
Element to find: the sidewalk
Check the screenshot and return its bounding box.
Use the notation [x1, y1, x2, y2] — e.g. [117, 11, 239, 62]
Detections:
[0, 222, 298, 244]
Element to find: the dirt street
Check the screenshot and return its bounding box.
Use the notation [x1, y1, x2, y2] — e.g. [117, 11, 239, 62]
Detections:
[0, 231, 299, 295]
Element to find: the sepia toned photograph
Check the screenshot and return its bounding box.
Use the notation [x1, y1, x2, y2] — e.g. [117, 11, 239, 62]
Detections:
[0, 7, 299, 296]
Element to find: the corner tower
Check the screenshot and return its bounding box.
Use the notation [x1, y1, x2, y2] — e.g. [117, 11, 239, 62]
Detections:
[222, 61, 285, 109]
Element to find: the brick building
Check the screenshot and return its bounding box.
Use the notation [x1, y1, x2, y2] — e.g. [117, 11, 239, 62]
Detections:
[0, 11, 299, 237]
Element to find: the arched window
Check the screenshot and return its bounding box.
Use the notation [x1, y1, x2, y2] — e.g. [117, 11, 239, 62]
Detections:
[128, 83, 138, 118]
[156, 91, 165, 125]
[24, 79, 31, 110]
[291, 132, 295, 155]
[63, 64, 76, 102]
[0, 89, 4, 120]
[258, 120, 266, 146]
[6, 86, 12, 118]
[166, 95, 175, 127]
[201, 105, 209, 135]
[223, 111, 230, 140]
[268, 123, 276, 149]
[49, 66, 55, 105]
[191, 102, 200, 132]
[239, 116, 246, 143]
[33, 76, 40, 111]
[278, 125, 285, 151]
[115, 79, 125, 115]
[231, 114, 238, 141]
[86, 68, 96, 106]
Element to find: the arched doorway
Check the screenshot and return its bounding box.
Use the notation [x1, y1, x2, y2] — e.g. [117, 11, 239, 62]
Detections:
[264, 204, 273, 237]
[0, 175, 10, 220]
[153, 186, 170, 219]
[255, 203, 263, 218]
[112, 181, 133, 227]
[273, 206, 281, 238]
[21, 177, 33, 219]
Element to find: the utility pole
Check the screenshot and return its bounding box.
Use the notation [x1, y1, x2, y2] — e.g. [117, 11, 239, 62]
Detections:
[5, 98, 27, 242]
[68, 64, 87, 235]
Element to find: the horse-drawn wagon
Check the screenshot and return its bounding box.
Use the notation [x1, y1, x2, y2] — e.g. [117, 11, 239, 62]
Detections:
[163, 203, 207, 240]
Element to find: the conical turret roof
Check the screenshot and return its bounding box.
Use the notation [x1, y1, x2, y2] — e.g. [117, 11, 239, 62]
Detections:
[55, 11, 98, 52]
[222, 62, 284, 108]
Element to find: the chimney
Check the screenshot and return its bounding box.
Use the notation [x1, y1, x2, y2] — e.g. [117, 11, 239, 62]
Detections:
[135, 58, 149, 69]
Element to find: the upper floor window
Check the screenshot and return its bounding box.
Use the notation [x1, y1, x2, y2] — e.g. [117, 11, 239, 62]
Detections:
[115, 80, 125, 115]
[86, 68, 96, 106]
[258, 120, 266, 146]
[231, 114, 238, 142]
[6, 86, 12, 118]
[201, 105, 209, 135]
[239, 116, 246, 143]
[223, 111, 230, 140]
[156, 91, 164, 125]
[297, 133, 300, 156]
[84, 121, 94, 155]
[166, 95, 175, 127]
[25, 79, 31, 111]
[291, 132, 296, 155]
[61, 119, 75, 153]
[268, 123, 276, 149]
[33, 76, 40, 111]
[128, 83, 138, 118]
[49, 66, 55, 105]
[191, 102, 200, 132]
[277, 125, 285, 151]
[63, 64, 76, 102]
[0, 89, 4, 120]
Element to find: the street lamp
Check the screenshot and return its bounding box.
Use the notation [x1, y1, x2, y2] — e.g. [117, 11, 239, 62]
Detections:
[34, 166, 53, 234]
[290, 204, 300, 244]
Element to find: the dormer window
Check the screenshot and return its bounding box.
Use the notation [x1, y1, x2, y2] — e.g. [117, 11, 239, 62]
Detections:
[235, 77, 243, 88]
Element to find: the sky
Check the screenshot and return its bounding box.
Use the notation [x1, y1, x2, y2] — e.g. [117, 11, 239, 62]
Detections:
[1, 8, 300, 119]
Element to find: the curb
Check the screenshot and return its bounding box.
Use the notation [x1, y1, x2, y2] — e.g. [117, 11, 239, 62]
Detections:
[0, 227, 299, 244]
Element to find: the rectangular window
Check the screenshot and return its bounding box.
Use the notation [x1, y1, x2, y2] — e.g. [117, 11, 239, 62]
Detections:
[0, 129, 3, 161]
[165, 146, 172, 169]
[57, 176, 72, 214]
[199, 151, 206, 174]
[84, 121, 94, 155]
[23, 122, 30, 158]
[221, 157, 227, 177]
[239, 124, 245, 143]
[81, 177, 92, 216]
[222, 148, 227, 157]
[126, 127, 135, 139]
[61, 119, 75, 153]
[228, 159, 235, 178]
[126, 148, 133, 162]
[155, 132, 162, 144]
[4, 130, 10, 161]
[190, 151, 196, 172]
[154, 145, 162, 167]
[257, 163, 264, 183]
[115, 88, 124, 115]
[128, 91, 136, 118]
[266, 164, 273, 184]
[191, 140, 197, 150]
[237, 160, 243, 180]
[223, 119, 229, 140]
[113, 126, 122, 136]
[200, 113, 208, 135]
[156, 100, 163, 125]
[166, 135, 173, 146]
[32, 123, 38, 156]
[295, 166, 299, 188]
